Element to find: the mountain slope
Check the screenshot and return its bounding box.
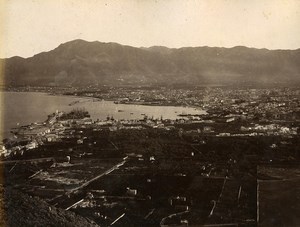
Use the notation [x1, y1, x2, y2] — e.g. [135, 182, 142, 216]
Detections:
[2, 39, 300, 86]
[0, 187, 98, 226]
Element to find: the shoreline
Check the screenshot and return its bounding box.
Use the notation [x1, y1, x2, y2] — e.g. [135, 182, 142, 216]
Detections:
[1, 91, 207, 140]
[1, 90, 207, 111]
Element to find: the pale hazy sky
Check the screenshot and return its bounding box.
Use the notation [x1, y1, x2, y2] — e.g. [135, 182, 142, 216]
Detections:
[1, 0, 300, 58]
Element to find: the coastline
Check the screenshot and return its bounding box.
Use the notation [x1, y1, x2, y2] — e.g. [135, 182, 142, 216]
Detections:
[1, 91, 206, 141]
[2, 89, 207, 110]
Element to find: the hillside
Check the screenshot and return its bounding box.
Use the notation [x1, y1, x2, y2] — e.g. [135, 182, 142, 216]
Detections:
[0, 187, 98, 226]
[2, 39, 300, 86]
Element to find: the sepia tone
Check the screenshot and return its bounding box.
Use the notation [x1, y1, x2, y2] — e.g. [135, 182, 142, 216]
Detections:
[0, 1, 300, 226]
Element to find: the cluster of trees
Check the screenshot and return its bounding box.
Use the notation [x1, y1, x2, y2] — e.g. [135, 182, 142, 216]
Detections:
[59, 108, 90, 120]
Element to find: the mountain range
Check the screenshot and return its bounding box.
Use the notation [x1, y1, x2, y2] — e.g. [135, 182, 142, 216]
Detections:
[1, 39, 300, 87]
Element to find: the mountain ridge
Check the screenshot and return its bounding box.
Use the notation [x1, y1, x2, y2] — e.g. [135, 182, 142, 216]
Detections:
[2, 39, 300, 87]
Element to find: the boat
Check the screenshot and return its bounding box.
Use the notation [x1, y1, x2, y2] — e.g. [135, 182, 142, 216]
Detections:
[178, 113, 191, 117]
[68, 100, 79, 106]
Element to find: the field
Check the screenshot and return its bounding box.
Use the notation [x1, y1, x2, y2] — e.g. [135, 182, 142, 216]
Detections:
[258, 165, 300, 227]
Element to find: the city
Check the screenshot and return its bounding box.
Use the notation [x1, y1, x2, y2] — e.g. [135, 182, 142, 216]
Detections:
[1, 86, 299, 226]
[1, 1, 300, 226]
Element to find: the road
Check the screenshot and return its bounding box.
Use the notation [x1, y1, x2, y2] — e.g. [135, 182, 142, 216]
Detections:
[49, 157, 128, 208]
[218, 178, 227, 202]
[160, 210, 190, 226]
[0, 157, 54, 164]
[109, 173, 228, 179]
[209, 200, 216, 217]
[199, 224, 239, 227]
[110, 213, 125, 226]
[207, 178, 227, 219]
[67, 157, 127, 195]
[257, 180, 259, 224]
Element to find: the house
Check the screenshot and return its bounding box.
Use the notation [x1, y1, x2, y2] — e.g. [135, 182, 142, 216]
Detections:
[0, 145, 8, 157]
[126, 187, 137, 196]
[226, 117, 236, 123]
[109, 126, 118, 131]
[26, 141, 38, 150]
[45, 134, 58, 142]
[77, 139, 84, 144]
[203, 126, 213, 133]
[169, 196, 187, 206]
[175, 205, 189, 211]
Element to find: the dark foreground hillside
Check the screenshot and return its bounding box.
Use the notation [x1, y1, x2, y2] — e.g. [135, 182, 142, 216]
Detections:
[0, 187, 98, 227]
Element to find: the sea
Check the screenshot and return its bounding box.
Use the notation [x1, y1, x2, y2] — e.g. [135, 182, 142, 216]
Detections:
[0, 92, 206, 139]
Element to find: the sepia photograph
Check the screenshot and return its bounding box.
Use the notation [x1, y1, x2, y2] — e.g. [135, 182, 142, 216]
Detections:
[0, 0, 300, 226]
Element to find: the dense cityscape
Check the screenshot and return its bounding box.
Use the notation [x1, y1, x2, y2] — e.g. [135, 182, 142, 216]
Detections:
[1, 86, 299, 226]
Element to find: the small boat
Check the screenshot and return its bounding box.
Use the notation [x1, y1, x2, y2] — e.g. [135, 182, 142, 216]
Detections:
[69, 100, 79, 106]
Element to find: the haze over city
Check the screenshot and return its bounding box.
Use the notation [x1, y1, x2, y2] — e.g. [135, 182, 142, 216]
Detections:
[1, 0, 300, 58]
